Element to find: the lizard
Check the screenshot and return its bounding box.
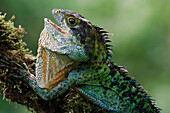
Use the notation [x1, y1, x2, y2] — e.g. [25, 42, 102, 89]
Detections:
[11, 9, 160, 112]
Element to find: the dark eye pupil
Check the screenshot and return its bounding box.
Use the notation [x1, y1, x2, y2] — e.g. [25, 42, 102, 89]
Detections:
[69, 18, 75, 25]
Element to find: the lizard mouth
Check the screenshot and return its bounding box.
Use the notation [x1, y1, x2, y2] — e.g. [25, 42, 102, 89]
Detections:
[45, 18, 68, 35]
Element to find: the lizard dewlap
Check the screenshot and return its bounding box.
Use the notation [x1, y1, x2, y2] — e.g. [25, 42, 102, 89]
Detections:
[36, 16, 75, 90]
[36, 28, 75, 89]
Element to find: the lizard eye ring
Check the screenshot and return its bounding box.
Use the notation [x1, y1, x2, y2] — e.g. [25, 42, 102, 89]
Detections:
[68, 17, 76, 25]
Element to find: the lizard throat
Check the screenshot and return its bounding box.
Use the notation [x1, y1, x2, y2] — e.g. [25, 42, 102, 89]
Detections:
[36, 47, 76, 91]
[36, 26, 77, 90]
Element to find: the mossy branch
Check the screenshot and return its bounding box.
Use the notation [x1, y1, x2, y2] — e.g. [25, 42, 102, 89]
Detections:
[0, 13, 106, 113]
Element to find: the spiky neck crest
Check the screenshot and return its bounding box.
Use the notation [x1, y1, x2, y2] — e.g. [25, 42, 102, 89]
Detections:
[89, 26, 113, 68]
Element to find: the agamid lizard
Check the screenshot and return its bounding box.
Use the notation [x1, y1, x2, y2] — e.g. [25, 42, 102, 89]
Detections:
[7, 9, 160, 112]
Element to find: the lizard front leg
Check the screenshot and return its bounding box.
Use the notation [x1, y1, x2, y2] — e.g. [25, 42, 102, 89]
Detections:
[26, 69, 99, 100]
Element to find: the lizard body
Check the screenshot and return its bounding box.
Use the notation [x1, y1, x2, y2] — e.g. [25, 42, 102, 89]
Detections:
[23, 9, 160, 112]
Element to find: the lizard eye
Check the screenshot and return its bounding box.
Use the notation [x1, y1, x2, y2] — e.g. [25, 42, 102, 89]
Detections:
[68, 18, 76, 25]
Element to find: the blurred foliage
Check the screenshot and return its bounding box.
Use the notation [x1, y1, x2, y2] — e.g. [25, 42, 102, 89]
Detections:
[0, 0, 170, 112]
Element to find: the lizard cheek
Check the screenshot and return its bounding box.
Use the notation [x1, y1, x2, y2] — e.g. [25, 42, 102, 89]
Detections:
[68, 47, 90, 61]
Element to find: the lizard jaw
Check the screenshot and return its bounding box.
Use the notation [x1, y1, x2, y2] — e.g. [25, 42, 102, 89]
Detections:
[45, 18, 68, 35]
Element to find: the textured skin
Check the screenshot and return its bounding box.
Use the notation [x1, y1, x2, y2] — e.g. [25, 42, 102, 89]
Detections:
[24, 9, 160, 112]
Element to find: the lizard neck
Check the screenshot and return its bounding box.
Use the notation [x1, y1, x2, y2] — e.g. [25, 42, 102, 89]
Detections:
[89, 35, 110, 74]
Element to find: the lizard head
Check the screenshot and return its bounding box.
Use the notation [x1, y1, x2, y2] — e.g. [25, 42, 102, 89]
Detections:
[37, 9, 113, 89]
[45, 9, 96, 61]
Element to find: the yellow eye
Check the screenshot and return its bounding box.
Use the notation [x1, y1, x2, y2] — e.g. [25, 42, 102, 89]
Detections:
[68, 17, 77, 25]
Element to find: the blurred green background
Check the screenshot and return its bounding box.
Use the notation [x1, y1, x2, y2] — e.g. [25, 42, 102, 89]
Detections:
[0, 0, 170, 112]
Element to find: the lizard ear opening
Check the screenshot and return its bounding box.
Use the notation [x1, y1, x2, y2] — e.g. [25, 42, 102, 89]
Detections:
[80, 38, 85, 44]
